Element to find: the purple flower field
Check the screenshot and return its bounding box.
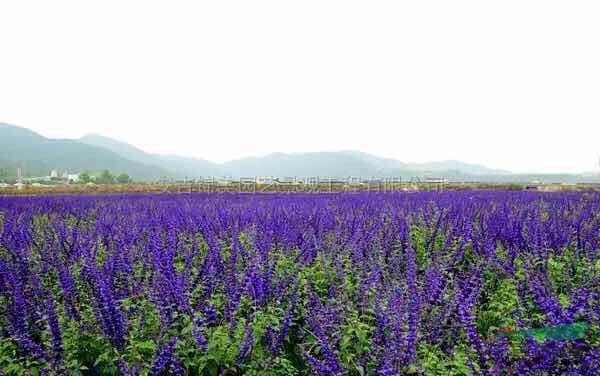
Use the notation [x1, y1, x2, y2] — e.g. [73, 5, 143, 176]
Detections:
[0, 191, 598, 375]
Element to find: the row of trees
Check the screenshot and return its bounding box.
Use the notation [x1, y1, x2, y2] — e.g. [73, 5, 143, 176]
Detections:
[0, 167, 134, 185]
[0, 168, 9, 181]
[79, 170, 132, 184]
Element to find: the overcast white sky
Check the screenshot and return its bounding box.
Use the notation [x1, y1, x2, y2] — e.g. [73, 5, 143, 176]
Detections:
[1, 1, 599, 173]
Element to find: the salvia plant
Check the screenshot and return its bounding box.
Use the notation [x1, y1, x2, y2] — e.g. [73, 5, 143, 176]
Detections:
[0, 191, 598, 375]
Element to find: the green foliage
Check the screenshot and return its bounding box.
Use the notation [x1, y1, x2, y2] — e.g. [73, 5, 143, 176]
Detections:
[546, 249, 595, 295]
[116, 173, 132, 184]
[338, 310, 373, 372]
[298, 256, 333, 297]
[0, 167, 9, 180]
[78, 171, 92, 183]
[477, 278, 519, 338]
[96, 170, 115, 184]
[413, 344, 473, 375]
[122, 298, 161, 366]
[0, 338, 29, 375]
[62, 326, 119, 375]
[409, 225, 429, 269]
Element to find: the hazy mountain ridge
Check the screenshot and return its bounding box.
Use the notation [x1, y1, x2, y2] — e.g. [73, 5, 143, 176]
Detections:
[1, 123, 598, 183]
[80, 134, 220, 178]
[0, 124, 170, 181]
[74, 133, 600, 182]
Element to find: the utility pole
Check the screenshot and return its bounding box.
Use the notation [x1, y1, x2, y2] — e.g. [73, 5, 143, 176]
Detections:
[17, 167, 23, 189]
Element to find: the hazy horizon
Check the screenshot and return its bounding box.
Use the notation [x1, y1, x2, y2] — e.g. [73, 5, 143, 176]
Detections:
[1, 1, 599, 174]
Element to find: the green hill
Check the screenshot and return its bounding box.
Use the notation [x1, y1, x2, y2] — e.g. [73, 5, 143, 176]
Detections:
[0, 123, 170, 181]
[80, 134, 220, 178]
[3, 123, 598, 184]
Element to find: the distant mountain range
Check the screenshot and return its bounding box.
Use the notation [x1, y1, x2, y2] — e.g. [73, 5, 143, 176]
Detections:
[79, 133, 510, 179]
[0, 123, 170, 181]
[1, 123, 598, 183]
[79, 133, 221, 178]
